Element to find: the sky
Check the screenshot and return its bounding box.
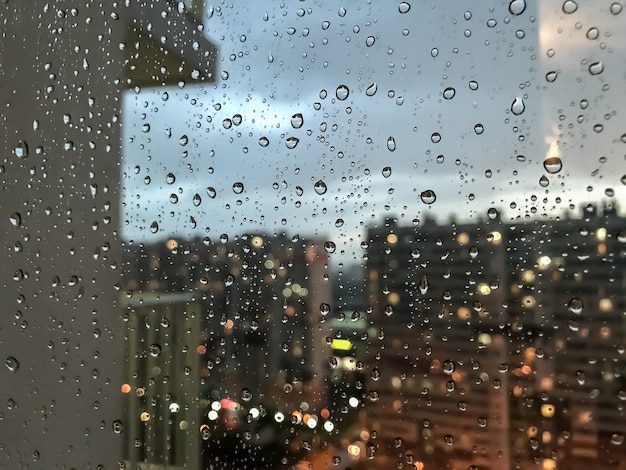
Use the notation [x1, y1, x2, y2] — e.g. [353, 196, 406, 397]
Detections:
[120, 0, 626, 260]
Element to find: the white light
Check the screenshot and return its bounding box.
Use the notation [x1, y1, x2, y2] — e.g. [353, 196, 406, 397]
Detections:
[249, 407, 260, 419]
[324, 421, 334, 432]
[306, 416, 318, 429]
[208, 410, 218, 421]
[274, 411, 285, 423]
[348, 397, 359, 408]
[211, 401, 222, 411]
[169, 403, 180, 413]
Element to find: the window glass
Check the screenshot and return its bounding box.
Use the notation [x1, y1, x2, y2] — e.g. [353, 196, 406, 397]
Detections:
[1, 1, 626, 469]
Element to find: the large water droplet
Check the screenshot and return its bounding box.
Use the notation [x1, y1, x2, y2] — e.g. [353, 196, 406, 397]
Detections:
[398, 2, 411, 13]
[335, 85, 350, 100]
[14, 141, 29, 159]
[382, 166, 392, 178]
[509, 0, 526, 15]
[206, 187, 217, 198]
[232, 182, 245, 194]
[543, 157, 563, 174]
[366, 83, 377, 96]
[290, 113, 304, 129]
[240, 388, 252, 402]
[539, 175, 550, 187]
[179, 135, 188, 146]
[511, 97, 525, 115]
[112, 420, 124, 434]
[320, 303, 331, 316]
[9, 212, 21, 226]
[166, 173, 176, 184]
[568, 297, 584, 314]
[562, 0, 578, 13]
[589, 61, 604, 75]
[314, 180, 328, 195]
[365, 36, 376, 47]
[611, 2, 623, 15]
[285, 137, 299, 149]
[546, 71, 558, 82]
[150, 221, 159, 234]
[258, 136, 270, 147]
[324, 241, 336, 253]
[487, 207, 499, 220]
[192, 193, 202, 206]
[420, 190, 436, 204]
[5, 356, 19, 372]
[387, 136, 396, 151]
[443, 87, 456, 99]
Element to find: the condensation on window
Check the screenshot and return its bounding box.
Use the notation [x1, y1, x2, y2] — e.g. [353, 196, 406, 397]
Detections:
[1, 1, 626, 470]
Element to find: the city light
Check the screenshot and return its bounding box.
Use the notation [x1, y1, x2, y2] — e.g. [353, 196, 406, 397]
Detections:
[386, 233, 398, 244]
[208, 410, 218, 421]
[121, 383, 131, 394]
[331, 339, 353, 351]
[169, 403, 180, 413]
[538, 256, 552, 269]
[323, 421, 334, 432]
[274, 412, 285, 423]
[347, 444, 360, 457]
[348, 397, 360, 408]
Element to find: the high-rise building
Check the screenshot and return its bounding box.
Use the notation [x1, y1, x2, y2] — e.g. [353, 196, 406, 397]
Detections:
[363, 205, 626, 470]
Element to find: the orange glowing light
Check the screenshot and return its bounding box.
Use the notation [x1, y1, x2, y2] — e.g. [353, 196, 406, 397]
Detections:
[321, 408, 330, 419]
[197, 345, 207, 355]
[121, 383, 131, 394]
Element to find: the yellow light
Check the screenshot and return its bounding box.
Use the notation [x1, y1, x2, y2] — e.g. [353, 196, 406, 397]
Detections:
[166, 239, 178, 250]
[541, 404, 555, 418]
[264, 259, 274, 269]
[522, 270, 535, 283]
[348, 444, 360, 457]
[331, 339, 353, 351]
[140, 411, 150, 422]
[251, 236, 264, 248]
[538, 256, 551, 269]
[224, 319, 234, 330]
[524, 348, 536, 361]
[490, 231, 502, 244]
[457, 232, 470, 245]
[478, 333, 491, 345]
[599, 298, 613, 312]
[477, 283, 491, 295]
[457, 307, 471, 320]
[387, 292, 400, 305]
[386, 233, 398, 244]
[597, 227, 607, 241]
[522, 295, 536, 308]
[542, 459, 556, 470]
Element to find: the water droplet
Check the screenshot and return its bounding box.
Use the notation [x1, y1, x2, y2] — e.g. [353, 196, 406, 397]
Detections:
[290, 113, 304, 129]
[443, 359, 456, 375]
[398, 2, 411, 13]
[112, 420, 124, 434]
[232, 114, 242, 126]
[546, 71, 558, 82]
[335, 85, 350, 100]
[487, 207, 499, 220]
[394, 437, 403, 448]
[586, 27, 600, 40]
[192, 194, 202, 206]
[443, 87, 456, 99]
[589, 61, 604, 75]
[150, 221, 159, 234]
[474, 123, 484, 135]
[320, 303, 331, 316]
[14, 141, 29, 159]
[611, 2, 623, 15]
[232, 182, 244, 194]
[621, 174, 626, 185]
[511, 97, 525, 115]
[469, 80, 479, 90]
[365, 36, 376, 47]
[612, 433, 625, 445]
[9, 212, 21, 226]
[259, 136, 270, 147]
[366, 83, 377, 96]
[149, 344, 161, 357]
[562, 0, 578, 13]
[543, 157, 563, 174]
[338, 6, 347, 17]
[5, 356, 19, 372]
[430, 47, 439, 57]
[382, 166, 392, 178]
[314, 180, 328, 195]
[386, 136, 396, 151]
[240, 388, 252, 402]
[206, 187, 216, 198]
[166, 173, 176, 184]
[431, 132, 441, 143]
[568, 297, 584, 314]
[324, 241, 336, 253]
[285, 137, 299, 149]
[179, 135, 188, 146]
[384, 305, 394, 316]
[420, 190, 436, 204]
[419, 275, 429, 294]
[509, 0, 526, 15]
